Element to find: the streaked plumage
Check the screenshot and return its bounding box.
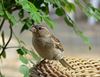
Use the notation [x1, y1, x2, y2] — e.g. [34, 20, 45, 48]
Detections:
[30, 24, 74, 70]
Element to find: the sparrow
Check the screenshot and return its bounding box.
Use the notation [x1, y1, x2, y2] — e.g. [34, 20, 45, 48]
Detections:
[30, 24, 74, 70]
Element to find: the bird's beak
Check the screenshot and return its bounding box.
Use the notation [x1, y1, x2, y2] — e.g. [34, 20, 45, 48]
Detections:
[29, 26, 36, 32]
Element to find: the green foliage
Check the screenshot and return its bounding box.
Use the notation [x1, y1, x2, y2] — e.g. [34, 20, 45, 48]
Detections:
[17, 47, 28, 55]
[0, 3, 4, 16]
[17, 47, 41, 76]
[64, 15, 92, 49]
[19, 55, 28, 64]
[4, 11, 16, 25]
[75, 0, 100, 20]
[56, 8, 65, 16]
[0, 0, 100, 76]
[19, 65, 29, 77]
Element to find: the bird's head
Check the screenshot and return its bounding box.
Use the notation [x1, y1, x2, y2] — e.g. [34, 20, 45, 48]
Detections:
[30, 24, 50, 37]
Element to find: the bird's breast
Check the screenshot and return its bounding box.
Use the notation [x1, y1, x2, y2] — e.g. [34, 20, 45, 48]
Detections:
[32, 37, 63, 60]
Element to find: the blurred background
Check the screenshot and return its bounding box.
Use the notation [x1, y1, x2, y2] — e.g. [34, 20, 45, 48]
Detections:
[0, 0, 100, 77]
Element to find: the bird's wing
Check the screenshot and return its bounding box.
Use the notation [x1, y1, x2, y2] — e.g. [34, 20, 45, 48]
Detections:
[51, 35, 64, 52]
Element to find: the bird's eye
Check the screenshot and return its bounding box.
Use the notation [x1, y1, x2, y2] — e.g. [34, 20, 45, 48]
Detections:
[38, 27, 42, 30]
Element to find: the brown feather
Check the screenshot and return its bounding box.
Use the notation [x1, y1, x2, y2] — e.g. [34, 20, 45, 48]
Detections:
[51, 35, 64, 52]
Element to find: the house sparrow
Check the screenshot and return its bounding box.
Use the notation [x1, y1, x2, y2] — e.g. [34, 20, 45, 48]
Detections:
[30, 24, 74, 70]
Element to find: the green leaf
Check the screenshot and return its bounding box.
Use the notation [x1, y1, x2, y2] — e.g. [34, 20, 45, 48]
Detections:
[19, 65, 29, 77]
[64, 15, 92, 49]
[21, 18, 34, 33]
[21, 24, 29, 33]
[43, 16, 55, 29]
[28, 2, 42, 23]
[64, 2, 75, 12]
[2, 51, 6, 58]
[75, 0, 80, 4]
[0, 3, 4, 16]
[64, 15, 74, 27]
[19, 55, 28, 64]
[83, 5, 100, 20]
[54, 0, 62, 7]
[75, 1, 100, 21]
[17, 47, 27, 55]
[55, 8, 65, 16]
[17, 48, 24, 55]
[70, 3, 76, 12]
[4, 11, 16, 25]
[30, 12, 41, 24]
[15, 0, 41, 23]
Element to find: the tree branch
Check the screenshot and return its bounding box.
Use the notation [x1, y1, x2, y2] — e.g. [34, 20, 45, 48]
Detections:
[0, 18, 5, 31]
[0, 46, 20, 49]
[5, 46, 20, 49]
[0, 24, 13, 56]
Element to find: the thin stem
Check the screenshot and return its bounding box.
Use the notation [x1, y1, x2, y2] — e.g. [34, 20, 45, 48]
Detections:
[0, 45, 19, 49]
[6, 46, 20, 49]
[0, 18, 5, 31]
[0, 24, 13, 56]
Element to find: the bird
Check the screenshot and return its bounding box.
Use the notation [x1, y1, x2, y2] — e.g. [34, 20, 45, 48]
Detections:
[30, 24, 74, 70]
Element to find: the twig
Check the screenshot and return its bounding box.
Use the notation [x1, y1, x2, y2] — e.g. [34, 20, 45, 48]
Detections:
[0, 45, 19, 49]
[0, 24, 13, 56]
[0, 18, 5, 31]
[5, 46, 20, 49]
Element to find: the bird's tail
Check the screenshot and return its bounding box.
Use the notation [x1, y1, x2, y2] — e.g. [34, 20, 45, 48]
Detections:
[59, 59, 75, 70]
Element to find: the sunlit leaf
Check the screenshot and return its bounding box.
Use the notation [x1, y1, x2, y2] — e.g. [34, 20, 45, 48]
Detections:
[64, 2, 75, 12]
[19, 55, 28, 64]
[4, 11, 16, 25]
[83, 6, 100, 20]
[43, 16, 55, 29]
[75, 0, 100, 21]
[19, 65, 29, 77]
[64, 15, 92, 49]
[15, 0, 41, 23]
[0, 3, 4, 16]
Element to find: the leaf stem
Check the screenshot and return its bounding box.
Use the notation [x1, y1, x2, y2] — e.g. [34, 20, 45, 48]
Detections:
[0, 46, 20, 49]
[0, 24, 13, 56]
[0, 18, 5, 31]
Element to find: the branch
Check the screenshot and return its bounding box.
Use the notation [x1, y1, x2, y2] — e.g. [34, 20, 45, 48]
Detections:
[0, 46, 20, 49]
[0, 18, 5, 31]
[0, 24, 13, 56]
[5, 46, 20, 49]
